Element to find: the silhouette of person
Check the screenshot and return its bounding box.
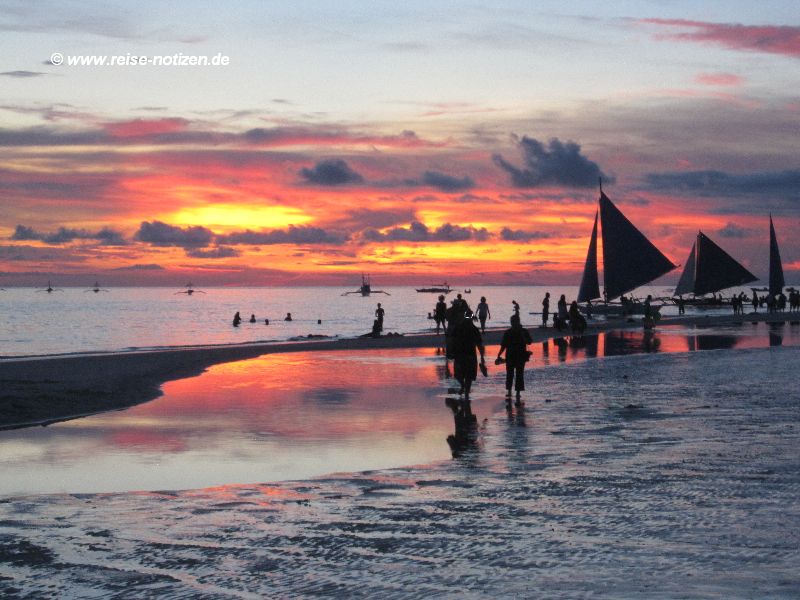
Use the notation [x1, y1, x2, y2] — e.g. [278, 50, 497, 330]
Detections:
[249, 314, 256, 323]
[232, 312, 241, 327]
[541, 292, 550, 327]
[752, 290, 758, 313]
[265, 318, 270, 325]
[556, 294, 568, 330]
[496, 314, 532, 405]
[434, 294, 447, 334]
[285, 312, 292, 321]
[451, 309, 485, 402]
[476, 296, 491, 333]
[677, 294, 685, 315]
[512, 300, 520, 316]
[569, 301, 586, 333]
[375, 302, 385, 332]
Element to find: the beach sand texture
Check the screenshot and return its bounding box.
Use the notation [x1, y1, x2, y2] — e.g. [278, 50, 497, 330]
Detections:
[1, 336, 799, 598]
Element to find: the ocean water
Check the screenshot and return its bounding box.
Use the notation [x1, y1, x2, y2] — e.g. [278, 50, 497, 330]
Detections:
[0, 284, 755, 356]
[1, 322, 796, 496]
[1, 328, 798, 597]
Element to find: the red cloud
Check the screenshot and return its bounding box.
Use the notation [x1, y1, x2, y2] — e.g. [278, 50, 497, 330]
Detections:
[694, 72, 744, 87]
[104, 118, 190, 138]
[642, 18, 800, 58]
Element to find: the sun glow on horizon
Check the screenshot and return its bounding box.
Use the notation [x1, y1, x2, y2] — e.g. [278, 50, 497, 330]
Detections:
[168, 205, 313, 230]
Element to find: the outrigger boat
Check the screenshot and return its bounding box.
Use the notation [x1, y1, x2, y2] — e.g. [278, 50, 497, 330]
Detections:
[342, 274, 390, 296]
[416, 282, 452, 294]
[577, 183, 676, 316]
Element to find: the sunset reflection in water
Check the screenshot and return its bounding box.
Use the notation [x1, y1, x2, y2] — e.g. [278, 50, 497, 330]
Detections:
[0, 323, 797, 495]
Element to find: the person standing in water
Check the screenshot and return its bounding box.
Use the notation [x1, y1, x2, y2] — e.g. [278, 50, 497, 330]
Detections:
[375, 302, 385, 332]
[232, 312, 242, 327]
[496, 313, 532, 406]
[434, 294, 447, 334]
[476, 296, 491, 333]
[541, 292, 550, 327]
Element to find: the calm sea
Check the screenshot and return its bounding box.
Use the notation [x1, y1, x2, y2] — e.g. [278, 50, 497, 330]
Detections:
[0, 284, 753, 357]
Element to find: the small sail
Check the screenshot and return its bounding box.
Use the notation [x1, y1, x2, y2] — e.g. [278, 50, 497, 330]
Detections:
[691, 231, 757, 295]
[577, 211, 601, 302]
[599, 192, 676, 299]
[769, 216, 785, 297]
[674, 241, 696, 296]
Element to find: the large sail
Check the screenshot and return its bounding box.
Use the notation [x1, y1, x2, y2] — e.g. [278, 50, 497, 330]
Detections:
[674, 241, 696, 296]
[769, 216, 785, 297]
[577, 211, 601, 302]
[599, 192, 676, 299]
[690, 231, 757, 295]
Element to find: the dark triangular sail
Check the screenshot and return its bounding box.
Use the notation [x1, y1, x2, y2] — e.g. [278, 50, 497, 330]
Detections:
[689, 231, 757, 295]
[599, 192, 676, 299]
[577, 211, 601, 302]
[674, 241, 696, 296]
[769, 216, 785, 297]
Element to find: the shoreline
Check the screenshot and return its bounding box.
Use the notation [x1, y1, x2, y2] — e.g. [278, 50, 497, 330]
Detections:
[1, 312, 797, 430]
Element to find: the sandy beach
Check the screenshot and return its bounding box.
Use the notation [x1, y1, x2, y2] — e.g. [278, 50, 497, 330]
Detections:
[1, 329, 798, 598]
[0, 311, 796, 430]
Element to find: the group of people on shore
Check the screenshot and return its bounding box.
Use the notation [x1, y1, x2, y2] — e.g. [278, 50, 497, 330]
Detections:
[542, 292, 588, 333]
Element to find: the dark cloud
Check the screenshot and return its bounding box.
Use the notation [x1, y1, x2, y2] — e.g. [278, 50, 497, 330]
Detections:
[218, 226, 346, 245]
[500, 227, 553, 242]
[645, 169, 800, 200]
[421, 170, 475, 192]
[362, 221, 489, 243]
[185, 246, 241, 259]
[328, 208, 416, 230]
[135, 221, 213, 248]
[111, 263, 165, 271]
[11, 224, 127, 245]
[493, 136, 612, 188]
[718, 222, 750, 238]
[1, 70, 46, 78]
[299, 159, 364, 186]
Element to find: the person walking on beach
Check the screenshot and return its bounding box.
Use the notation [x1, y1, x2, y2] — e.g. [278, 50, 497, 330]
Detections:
[451, 309, 485, 402]
[434, 295, 447, 334]
[476, 296, 491, 333]
[676, 295, 685, 315]
[496, 314, 532, 405]
[541, 292, 550, 327]
[232, 312, 242, 327]
[375, 302, 385, 332]
[752, 290, 759, 313]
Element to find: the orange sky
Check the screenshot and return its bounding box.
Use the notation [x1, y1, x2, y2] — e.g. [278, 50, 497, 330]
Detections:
[1, 4, 798, 287]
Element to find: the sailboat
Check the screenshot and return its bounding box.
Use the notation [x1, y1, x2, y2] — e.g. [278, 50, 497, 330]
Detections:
[673, 231, 757, 302]
[577, 186, 676, 314]
[768, 215, 784, 300]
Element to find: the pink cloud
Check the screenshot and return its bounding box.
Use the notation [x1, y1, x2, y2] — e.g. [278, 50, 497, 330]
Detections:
[641, 18, 800, 58]
[694, 72, 744, 86]
[104, 118, 190, 138]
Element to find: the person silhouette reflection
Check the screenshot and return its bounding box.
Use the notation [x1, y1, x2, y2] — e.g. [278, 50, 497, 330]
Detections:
[445, 397, 479, 457]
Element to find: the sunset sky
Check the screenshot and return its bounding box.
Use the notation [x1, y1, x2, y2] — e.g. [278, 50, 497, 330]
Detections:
[1, 1, 798, 287]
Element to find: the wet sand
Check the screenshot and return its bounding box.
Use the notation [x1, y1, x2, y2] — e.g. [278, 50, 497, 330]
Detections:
[1, 341, 798, 598]
[0, 312, 796, 430]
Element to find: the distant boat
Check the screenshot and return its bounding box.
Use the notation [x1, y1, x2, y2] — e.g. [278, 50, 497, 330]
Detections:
[674, 231, 757, 298]
[175, 283, 206, 295]
[342, 274, 390, 296]
[85, 281, 109, 293]
[36, 280, 63, 293]
[769, 215, 785, 299]
[416, 282, 452, 294]
[577, 186, 676, 313]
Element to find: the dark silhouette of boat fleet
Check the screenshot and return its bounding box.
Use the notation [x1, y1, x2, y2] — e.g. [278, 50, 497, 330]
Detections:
[577, 181, 787, 315]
